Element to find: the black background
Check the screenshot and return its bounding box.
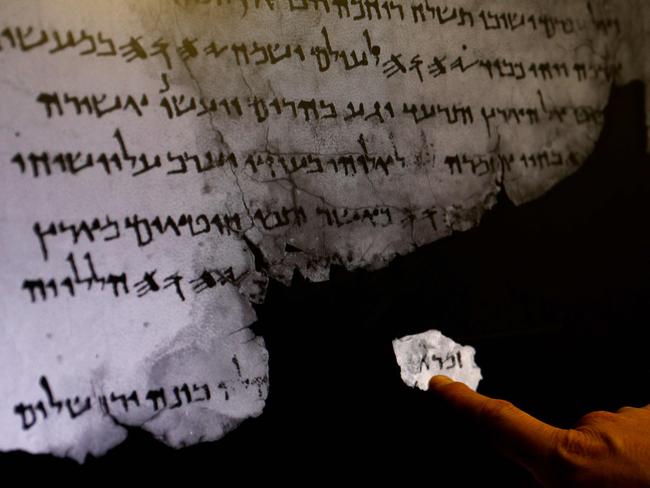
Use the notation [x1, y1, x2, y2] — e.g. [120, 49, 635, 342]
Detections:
[3, 82, 649, 486]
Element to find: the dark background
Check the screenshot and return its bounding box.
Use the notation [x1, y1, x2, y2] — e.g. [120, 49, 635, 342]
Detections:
[3, 82, 649, 485]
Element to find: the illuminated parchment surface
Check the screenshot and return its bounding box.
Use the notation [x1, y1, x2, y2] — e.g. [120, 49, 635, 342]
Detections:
[0, 0, 645, 461]
[393, 329, 482, 391]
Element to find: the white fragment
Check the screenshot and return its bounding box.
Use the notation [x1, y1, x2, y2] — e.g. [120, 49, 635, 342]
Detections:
[392, 329, 482, 391]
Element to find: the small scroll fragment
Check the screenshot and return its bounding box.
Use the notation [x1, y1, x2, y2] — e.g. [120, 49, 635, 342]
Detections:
[392, 330, 482, 391]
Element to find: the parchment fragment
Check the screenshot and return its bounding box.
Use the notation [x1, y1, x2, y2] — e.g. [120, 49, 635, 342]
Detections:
[393, 330, 482, 391]
[0, 0, 647, 461]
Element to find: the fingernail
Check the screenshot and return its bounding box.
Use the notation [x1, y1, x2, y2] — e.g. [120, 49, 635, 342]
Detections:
[428, 375, 454, 391]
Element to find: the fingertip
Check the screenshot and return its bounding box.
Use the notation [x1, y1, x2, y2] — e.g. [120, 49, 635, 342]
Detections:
[428, 375, 454, 391]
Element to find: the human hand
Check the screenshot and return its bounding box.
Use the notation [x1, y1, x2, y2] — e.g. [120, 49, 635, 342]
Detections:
[428, 375, 650, 487]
